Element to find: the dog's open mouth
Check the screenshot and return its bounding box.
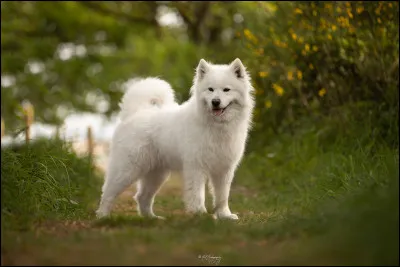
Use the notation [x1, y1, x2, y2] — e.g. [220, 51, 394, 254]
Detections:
[212, 102, 232, 116]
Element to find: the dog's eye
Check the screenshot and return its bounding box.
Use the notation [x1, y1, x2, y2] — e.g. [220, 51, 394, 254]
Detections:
[223, 88, 230, 92]
[208, 87, 214, 92]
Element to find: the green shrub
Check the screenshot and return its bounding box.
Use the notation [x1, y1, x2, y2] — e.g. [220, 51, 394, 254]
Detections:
[235, 1, 398, 146]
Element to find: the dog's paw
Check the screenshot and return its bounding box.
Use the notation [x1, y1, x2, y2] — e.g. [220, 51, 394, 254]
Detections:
[95, 210, 109, 219]
[198, 206, 208, 214]
[213, 212, 239, 220]
[138, 212, 166, 220]
[150, 215, 166, 220]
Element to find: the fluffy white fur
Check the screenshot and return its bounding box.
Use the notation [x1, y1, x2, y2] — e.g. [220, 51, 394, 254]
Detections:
[96, 58, 255, 220]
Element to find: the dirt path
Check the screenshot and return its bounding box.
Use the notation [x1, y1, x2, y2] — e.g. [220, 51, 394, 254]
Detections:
[29, 173, 184, 233]
[2, 173, 283, 266]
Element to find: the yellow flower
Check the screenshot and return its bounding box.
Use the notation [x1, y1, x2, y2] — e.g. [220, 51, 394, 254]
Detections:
[343, 18, 350, 27]
[312, 45, 318, 52]
[256, 48, 264, 56]
[297, 70, 303, 80]
[389, 3, 393, 8]
[313, 10, 317, 16]
[291, 33, 297, 40]
[327, 34, 333, 40]
[259, 71, 269, 78]
[347, 11, 353, 18]
[356, 7, 364, 14]
[336, 7, 342, 12]
[345, 2, 350, 7]
[272, 84, 284, 96]
[377, 18, 382, 24]
[287, 71, 294, 81]
[244, 29, 251, 39]
[263, 2, 277, 12]
[332, 25, 337, 31]
[273, 40, 287, 48]
[265, 100, 272, 108]
[298, 37, 304, 44]
[244, 29, 258, 44]
[309, 63, 314, 70]
[318, 88, 327, 97]
[295, 8, 303, 14]
[305, 44, 310, 52]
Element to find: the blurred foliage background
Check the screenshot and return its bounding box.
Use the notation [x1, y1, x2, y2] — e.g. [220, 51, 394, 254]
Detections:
[1, 1, 399, 146]
[1, 2, 399, 264]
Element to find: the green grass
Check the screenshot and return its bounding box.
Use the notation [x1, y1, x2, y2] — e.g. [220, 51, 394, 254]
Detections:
[1, 115, 398, 265]
[1, 138, 102, 230]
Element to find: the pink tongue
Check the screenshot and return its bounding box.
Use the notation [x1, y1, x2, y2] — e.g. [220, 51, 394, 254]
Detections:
[213, 109, 223, 116]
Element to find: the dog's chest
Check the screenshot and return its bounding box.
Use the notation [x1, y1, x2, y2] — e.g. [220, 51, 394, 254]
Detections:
[196, 129, 246, 171]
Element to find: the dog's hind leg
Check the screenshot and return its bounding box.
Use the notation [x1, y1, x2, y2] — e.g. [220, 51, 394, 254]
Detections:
[96, 157, 140, 218]
[134, 169, 169, 219]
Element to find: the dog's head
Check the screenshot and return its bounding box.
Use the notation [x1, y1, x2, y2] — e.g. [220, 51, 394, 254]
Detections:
[191, 58, 254, 123]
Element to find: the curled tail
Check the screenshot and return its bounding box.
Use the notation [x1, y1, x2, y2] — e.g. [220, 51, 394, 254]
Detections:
[119, 77, 178, 121]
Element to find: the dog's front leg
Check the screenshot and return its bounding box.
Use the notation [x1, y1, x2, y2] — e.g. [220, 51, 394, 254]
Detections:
[210, 169, 239, 220]
[183, 168, 208, 214]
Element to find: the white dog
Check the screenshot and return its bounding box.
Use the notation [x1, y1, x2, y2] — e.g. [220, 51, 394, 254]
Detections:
[96, 58, 254, 220]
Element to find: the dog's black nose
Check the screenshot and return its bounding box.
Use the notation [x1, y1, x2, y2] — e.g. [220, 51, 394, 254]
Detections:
[212, 99, 221, 107]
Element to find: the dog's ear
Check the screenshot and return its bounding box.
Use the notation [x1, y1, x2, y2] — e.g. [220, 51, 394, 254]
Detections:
[196, 59, 209, 80]
[230, 58, 246, 79]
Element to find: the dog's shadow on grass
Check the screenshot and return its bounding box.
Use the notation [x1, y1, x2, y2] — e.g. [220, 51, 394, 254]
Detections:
[91, 213, 236, 230]
[92, 215, 161, 228]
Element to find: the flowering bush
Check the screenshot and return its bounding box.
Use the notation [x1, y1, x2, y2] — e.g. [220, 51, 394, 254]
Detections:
[238, 1, 399, 140]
